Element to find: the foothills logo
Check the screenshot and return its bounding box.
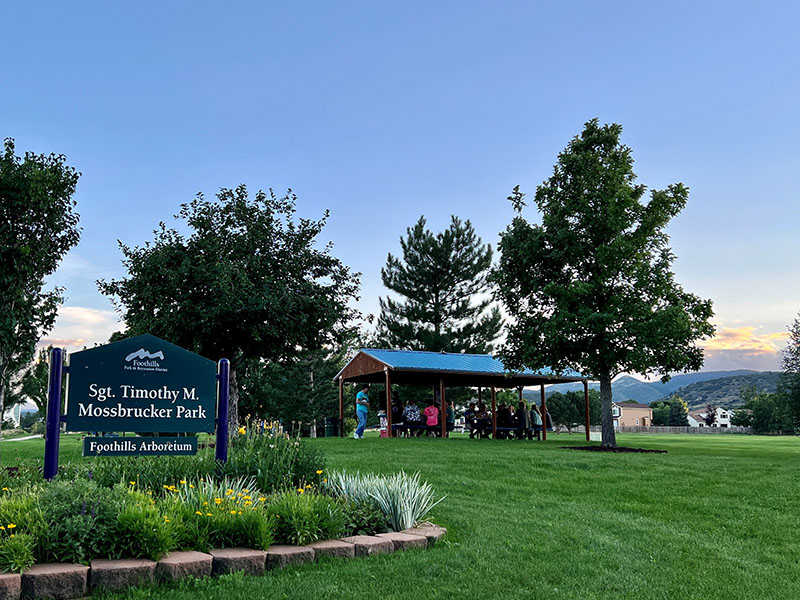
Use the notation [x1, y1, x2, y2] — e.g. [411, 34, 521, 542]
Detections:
[124, 348, 167, 372]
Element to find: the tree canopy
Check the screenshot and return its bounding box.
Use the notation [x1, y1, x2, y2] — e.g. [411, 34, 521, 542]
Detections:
[98, 186, 360, 433]
[377, 215, 502, 354]
[494, 119, 714, 447]
[0, 139, 80, 433]
[782, 314, 800, 427]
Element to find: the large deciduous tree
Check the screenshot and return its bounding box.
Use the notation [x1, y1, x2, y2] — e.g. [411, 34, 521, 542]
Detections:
[98, 186, 360, 435]
[377, 216, 502, 354]
[0, 139, 80, 435]
[494, 119, 714, 447]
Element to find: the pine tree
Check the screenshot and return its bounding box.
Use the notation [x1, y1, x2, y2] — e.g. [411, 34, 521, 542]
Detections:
[377, 216, 502, 354]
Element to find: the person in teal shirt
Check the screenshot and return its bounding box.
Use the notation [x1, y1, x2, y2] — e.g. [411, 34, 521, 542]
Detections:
[354, 385, 369, 439]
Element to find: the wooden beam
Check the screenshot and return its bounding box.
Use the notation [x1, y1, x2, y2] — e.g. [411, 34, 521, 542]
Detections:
[491, 385, 497, 439]
[584, 380, 590, 442]
[338, 377, 344, 438]
[540, 384, 547, 441]
[440, 378, 447, 438]
[385, 368, 392, 438]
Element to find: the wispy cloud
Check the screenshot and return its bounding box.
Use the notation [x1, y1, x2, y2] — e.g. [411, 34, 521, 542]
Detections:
[38, 306, 123, 351]
[700, 326, 789, 371]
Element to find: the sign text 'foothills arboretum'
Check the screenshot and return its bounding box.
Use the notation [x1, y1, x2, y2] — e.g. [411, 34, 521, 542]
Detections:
[82, 436, 198, 457]
[66, 334, 217, 435]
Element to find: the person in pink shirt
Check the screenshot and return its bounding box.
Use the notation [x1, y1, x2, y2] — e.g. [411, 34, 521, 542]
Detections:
[423, 400, 439, 436]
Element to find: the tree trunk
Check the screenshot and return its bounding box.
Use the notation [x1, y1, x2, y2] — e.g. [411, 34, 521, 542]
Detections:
[600, 373, 617, 448]
[0, 377, 5, 440]
[228, 367, 239, 439]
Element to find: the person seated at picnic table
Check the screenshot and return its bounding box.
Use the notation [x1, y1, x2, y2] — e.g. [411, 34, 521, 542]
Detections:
[496, 403, 513, 437]
[475, 402, 491, 438]
[402, 399, 423, 436]
[465, 402, 478, 438]
[423, 399, 439, 436]
[517, 400, 531, 439]
[445, 400, 455, 436]
[530, 403, 543, 440]
[390, 392, 403, 437]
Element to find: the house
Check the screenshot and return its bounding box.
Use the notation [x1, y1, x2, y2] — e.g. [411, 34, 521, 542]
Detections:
[687, 406, 734, 428]
[612, 401, 653, 428]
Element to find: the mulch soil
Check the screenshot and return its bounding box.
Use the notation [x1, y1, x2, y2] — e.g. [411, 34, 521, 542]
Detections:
[564, 446, 668, 454]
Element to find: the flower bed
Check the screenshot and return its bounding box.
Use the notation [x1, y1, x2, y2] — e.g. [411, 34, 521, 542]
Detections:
[0, 428, 446, 598]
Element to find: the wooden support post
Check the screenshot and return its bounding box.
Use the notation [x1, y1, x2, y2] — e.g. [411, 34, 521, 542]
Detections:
[338, 377, 344, 438]
[440, 378, 446, 438]
[385, 368, 392, 438]
[491, 385, 497, 439]
[584, 380, 591, 442]
[540, 384, 547, 441]
[478, 387, 482, 405]
[518, 386, 523, 403]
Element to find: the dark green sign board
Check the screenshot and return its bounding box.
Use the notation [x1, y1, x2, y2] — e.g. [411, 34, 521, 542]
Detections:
[66, 334, 217, 433]
[83, 436, 198, 456]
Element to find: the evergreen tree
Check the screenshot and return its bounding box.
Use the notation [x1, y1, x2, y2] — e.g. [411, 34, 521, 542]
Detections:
[494, 120, 714, 447]
[377, 216, 502, 354]
[782, 314, 800, 427]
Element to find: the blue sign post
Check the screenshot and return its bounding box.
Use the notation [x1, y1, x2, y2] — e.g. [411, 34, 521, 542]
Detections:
[43, 335, 230, 480]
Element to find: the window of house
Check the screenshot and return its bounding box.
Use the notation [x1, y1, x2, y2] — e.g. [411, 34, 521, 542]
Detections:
[635, 419, 639, 425]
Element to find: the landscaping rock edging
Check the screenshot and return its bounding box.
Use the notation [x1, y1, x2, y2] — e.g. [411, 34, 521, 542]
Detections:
[8, 526, 446, 600]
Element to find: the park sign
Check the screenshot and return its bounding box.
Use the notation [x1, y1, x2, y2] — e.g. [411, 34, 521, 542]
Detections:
[65, 334, 217, 433]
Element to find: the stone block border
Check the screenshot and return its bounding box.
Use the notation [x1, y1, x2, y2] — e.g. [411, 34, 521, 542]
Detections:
[6, 526, 445, 600]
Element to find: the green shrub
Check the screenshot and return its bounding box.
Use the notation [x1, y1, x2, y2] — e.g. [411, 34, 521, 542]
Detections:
[39, 479, 127, 564]
[0, 533, 35, 573]
[76, 453, 217, 494]
[206, 503, 275, 550]
[265, 491, 345, 545]
[340, 498, 389, 536]
[326, 470, 444, 531]
[222, 428, 326, 494]
[110, 500, 175, 561]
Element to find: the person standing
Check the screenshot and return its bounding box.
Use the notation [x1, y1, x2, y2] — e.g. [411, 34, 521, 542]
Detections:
[354, 385, 369, 439]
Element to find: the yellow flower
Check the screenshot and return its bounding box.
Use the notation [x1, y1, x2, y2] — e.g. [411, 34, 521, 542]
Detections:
[244, 501, 252, 506]
[238, 426, 246, 435]
[129, 481, 136, 486]
[1, 487, 8, 491]
[215, 498, 222, 504]
[206, 513, 213, 516]
[243, 495, 251, 500]
[203, 501, 209, 506]
[225, 489, 233, 496]
[180, 480, 186, 484]
[238, 511, 242, 515]
[163, 485, 170, 489]
[7, 524, 15, 529]
[259, 497, 265, 502]
[305, 484, 312, 488]
[163, 517, 170, 523]
[189, 484, 194, 488]
[9, 534, 14, 538]
[243, 489, 249, 493]
[297, 488, 305, 494]
[195, 511, 203, 515]
[323, 478, 327, 483]
[230, 510, 237, 514]
[316, 470, 323, 475]
[0, 526, 5, 530]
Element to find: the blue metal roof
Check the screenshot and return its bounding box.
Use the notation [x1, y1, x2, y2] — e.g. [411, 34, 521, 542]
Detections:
[360, 348, 584, 379]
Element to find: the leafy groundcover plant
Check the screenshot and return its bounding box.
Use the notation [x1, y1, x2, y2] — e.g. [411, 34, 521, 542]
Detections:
[325, 470, 445, 531]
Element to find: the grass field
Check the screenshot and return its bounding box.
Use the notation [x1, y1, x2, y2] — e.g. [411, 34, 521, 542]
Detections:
[4, 433, 800, 599]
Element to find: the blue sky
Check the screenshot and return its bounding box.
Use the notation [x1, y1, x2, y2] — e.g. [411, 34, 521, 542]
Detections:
[2, 1, 799, 372]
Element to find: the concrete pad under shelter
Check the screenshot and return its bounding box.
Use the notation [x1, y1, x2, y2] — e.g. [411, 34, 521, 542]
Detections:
[21, 563, 88, 600]
[340, 535, 395, 557]
[155, 551, 212, 582]
[209, 548, 267, 576]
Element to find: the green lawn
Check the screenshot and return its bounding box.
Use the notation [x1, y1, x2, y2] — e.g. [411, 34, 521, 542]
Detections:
[6, 433, 800, 599]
